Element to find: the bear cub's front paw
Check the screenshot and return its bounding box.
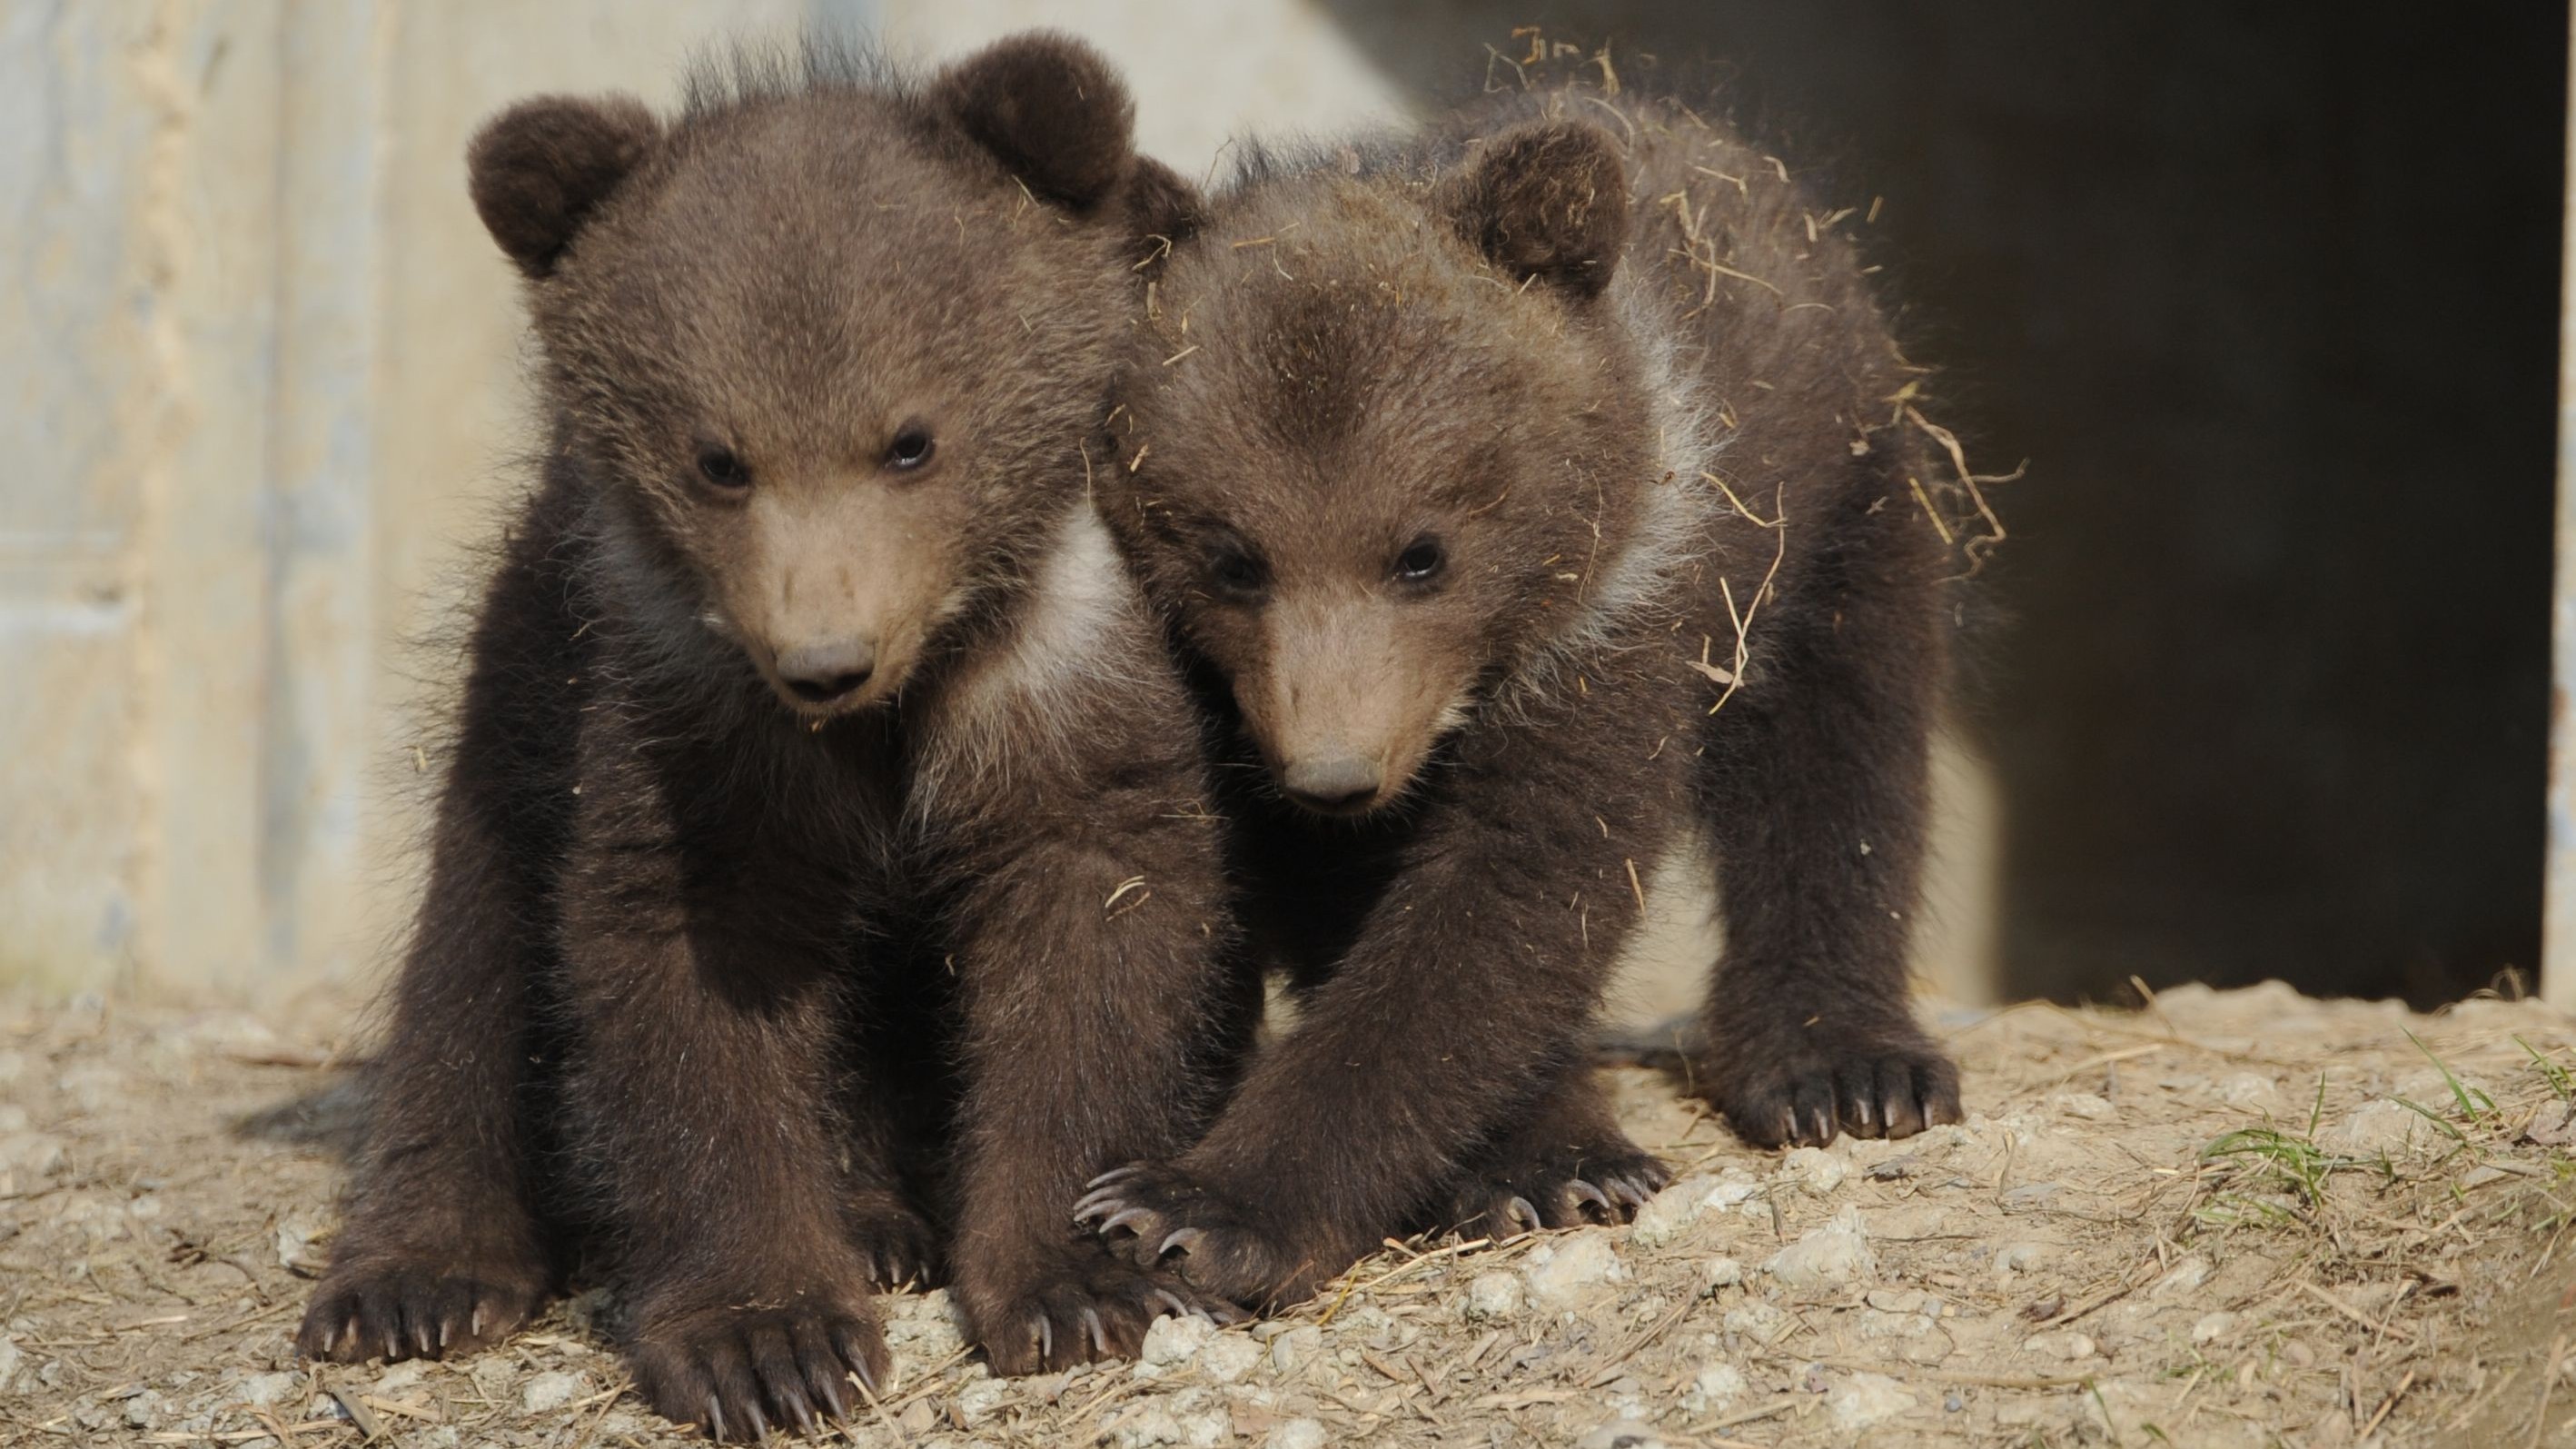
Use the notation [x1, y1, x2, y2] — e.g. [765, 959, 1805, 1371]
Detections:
[297, 1235, 549, 1364]
[1073, 1161, 1318, 1307]
[963, 1240, 1239, 1377]
[839, 1189, 942, 1290]
[627, 1284, 887, 1443]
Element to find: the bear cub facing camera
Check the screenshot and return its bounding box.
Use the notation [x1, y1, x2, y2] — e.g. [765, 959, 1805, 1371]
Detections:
[1080, 80, 1964, 1307]
[296, 35, 1251, 1438]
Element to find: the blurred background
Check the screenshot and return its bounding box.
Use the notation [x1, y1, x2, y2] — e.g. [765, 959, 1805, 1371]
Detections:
[2, 1, 2564, 1017]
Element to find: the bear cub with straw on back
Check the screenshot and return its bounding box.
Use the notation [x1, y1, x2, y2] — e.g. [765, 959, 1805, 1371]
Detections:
[1078, 74, 1969, 1306]
[295, 35, 1252, 1438]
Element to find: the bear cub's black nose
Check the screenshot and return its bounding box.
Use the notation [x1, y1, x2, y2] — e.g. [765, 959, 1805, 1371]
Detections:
[1282, 754, 1382, 812]
[777, 640, 877, 704]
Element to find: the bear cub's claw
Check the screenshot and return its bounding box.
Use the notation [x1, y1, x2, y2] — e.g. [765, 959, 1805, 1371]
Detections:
[966, 1243, 1240, 1377]
[841, 1196, 943, 1291]
[296, 1247, 547, 1365]
[1074, 1161, 1309, 1306]
[1707, 1022, 1963, 1149]
[1442, 1141, 1673, 1238]
[628, 1291, 887, 1443]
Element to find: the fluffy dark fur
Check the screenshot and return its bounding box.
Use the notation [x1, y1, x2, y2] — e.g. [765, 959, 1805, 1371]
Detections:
[297, 34, 1257, 1437]
[1076, 79, 1964, 1307]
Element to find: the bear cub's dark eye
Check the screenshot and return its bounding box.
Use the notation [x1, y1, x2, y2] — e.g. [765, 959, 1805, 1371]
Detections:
[1209, 548, 1264, 595]
[696, 444, 749, 489]
[885, 423, 936, 471]
[1395, 537, 1446, 582]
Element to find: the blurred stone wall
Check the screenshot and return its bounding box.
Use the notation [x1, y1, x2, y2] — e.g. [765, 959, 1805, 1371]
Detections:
[2, 0, 825, 1004]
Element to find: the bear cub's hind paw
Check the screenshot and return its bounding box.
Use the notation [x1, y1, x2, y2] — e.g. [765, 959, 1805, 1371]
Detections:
[1706, 1021, 1963, 1149]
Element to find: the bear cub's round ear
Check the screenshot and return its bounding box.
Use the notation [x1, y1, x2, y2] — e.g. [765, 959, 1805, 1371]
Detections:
[467, 94, 660, 280]
[1121, 155, 1208, 275]
[1442, 121, 1630, 299]
[932, 31, 1136, 211]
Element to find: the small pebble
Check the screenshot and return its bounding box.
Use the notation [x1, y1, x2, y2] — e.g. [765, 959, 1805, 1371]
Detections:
[1858, 1306, 1937, 1342]
[2149, 1255, 2214, 1298]
[1702, 1170, 1761, 1209]
[1110, 1406, 1184, 1447]
[1991, 1241, 2051, 1276]
[1267, 1416, 1326, 1449]
[520, 1371, 584, 1414]
[1197, 1333, 1263, 1384]
[1628, 1165, 1751, 1247]
[1763, 1207, 1875, 1290]
[2214, 1072, 2286, 1114]
[1629, 1174, 1722, 1248]
[1828, 1371, 1915, 1430]
[1267, 1325, 1322, 1378]
[956, 1377, 1012, 1427]
[238, 1372, 301, 1408]
[2324, 1099, 2423, 1156]
[1778, 1146, 1848, 1195]
[2191, 1311, 2243, 1345]
[1463, 1269, 1525, 1321]
[1722, 1300, 1789, 1340]
[1521, 1230, 1626, 1305]
[1692, 1363, 1746, 1405]
[1142, 1312, 1214, 1367]
[2022, 1331, 2096, 1361]
[2050, 1091, 2118, 1121]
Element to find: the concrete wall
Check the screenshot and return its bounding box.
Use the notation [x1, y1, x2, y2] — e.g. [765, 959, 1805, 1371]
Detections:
[1, 0, 817, 1004]
[0, 0, 1997, 1010]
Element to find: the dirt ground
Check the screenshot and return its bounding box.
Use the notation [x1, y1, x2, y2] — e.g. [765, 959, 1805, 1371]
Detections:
[5, 984, 2576, 1448]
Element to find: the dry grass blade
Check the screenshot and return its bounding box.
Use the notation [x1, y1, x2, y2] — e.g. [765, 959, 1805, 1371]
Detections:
[1904, 403, 2016, 571]
[1707, 483, 1788, 717]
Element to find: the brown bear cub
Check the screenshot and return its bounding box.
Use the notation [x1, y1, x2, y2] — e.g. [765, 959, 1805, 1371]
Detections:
[295, 35, 1253, 1436]
[1076, 79, 1966, 1306]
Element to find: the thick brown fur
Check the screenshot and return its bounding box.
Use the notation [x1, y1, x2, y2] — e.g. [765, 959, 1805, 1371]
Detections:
[297, 34, 1258, 1437]
[1076, 78, 1964, 1307]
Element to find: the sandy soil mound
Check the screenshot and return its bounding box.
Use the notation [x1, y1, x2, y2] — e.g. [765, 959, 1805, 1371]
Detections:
[2, 982, 2571, 1447]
